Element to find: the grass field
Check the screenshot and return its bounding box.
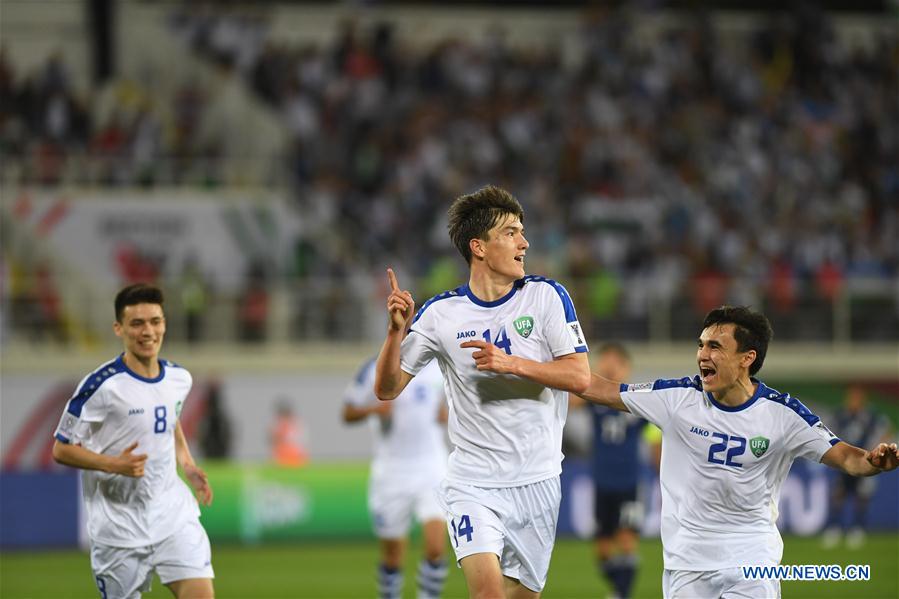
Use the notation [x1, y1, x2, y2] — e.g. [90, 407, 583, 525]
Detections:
[2, 534, 897, 598]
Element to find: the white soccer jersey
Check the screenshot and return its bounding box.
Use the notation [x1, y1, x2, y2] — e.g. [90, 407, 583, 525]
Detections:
[620, 376, 840, 571]
[54, 354, 200, 548]
[343, 358, 448, 478]
[400, 275, 588, 487]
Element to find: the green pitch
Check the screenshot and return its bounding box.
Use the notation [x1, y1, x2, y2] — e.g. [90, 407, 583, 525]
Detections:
[2, 535, 896, 598]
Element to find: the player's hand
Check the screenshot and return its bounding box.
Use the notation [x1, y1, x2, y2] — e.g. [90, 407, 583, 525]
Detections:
[183, 462, 214, 506]
[370, 401, 393, 417]
[386, 268, 415, 333]
[866, 442, 899, 472]
[114, 441, 148, 477]
[461, 340, 518, 375]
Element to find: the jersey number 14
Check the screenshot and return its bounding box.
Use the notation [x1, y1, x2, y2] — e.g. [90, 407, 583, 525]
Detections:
[482, 327, 512, 355]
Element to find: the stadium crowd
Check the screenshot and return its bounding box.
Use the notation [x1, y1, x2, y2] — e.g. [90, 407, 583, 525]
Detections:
[2, 5, 896, 341]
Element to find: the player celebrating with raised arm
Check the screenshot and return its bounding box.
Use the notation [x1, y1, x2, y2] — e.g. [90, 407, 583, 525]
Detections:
[52, 284, 215, 599]
[556, 305, 897, 599]
[375, 185, 591, 599]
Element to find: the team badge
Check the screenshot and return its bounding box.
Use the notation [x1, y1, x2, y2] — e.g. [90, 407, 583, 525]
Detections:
[513, 316, 534, 338]
[750, 436, 770, 458]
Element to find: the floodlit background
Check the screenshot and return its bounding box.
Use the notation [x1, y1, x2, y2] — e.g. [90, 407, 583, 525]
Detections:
[1, 1, 897, 597]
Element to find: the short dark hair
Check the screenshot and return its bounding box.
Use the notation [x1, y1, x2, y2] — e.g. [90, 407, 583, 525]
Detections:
[597, 342, 631, 363]
[447, 185, 524, 264]
[702, 306, 773, 376]
[115, 283, 164, 322]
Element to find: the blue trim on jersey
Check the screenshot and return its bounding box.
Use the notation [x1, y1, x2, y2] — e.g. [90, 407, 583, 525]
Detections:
[829, 438, 840, 446]
[652, 376, 703, 392]
[55, 432, 71, 443]
[412, 287, 464, 324]
[65, 358, 123, 417]
[758, 381, 822, 426]
[530, 275, 579, 324]
[462, 278, 525, 308]
[117, 354, 166, 383]
[706, 379, 763, 412]
[620, 383, 629, 393]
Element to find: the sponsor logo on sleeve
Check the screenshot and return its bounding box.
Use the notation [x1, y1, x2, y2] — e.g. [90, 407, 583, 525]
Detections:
[59, 413, 77, 437]
[812, 421, 837, 442]
[627, 382, 654, 393]
[568, 321, 584, 345]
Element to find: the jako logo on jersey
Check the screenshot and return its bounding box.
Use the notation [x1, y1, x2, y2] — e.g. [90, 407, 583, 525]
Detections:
[514, 316, 534, 338]
[456, 330, 477, 340]
[750, 436, 770, 457]
[690, 425, 710, 437]
[128, 408, 145, 416]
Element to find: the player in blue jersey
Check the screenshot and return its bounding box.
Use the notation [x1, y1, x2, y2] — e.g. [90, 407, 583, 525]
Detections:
[343, 359, 450, 599]
[375, 185, 591, 598]
[821, 384, 893, 549]
[554, 305, 895, 598]
[569, 342, 660, 599]
[52, 284, 214, 599]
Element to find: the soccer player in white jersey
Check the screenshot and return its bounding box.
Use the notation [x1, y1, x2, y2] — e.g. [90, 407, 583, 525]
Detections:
[374, 185, 591, 599]
[52, 284, 215, 599]
[554, 305, 899, 599]
[343, 358, 450, 599]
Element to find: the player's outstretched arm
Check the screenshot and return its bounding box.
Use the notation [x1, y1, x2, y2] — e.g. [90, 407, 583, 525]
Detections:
[573, 373, 629, 412]
[460, 340, 591, 394]
[52, 440, 148, 477]
[821, 441, 899, 477]
[374, 268, 415, 401]
[175, 421, 213, 506]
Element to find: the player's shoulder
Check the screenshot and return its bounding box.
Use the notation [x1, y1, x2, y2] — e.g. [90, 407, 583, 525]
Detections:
[70, 356, 129, 404]
[161, 358, 192, 382]
[755, 380, 820, 426]
[412, 285, 467, 323]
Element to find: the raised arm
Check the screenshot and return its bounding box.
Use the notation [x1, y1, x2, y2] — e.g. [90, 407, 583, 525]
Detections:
[374, 268, 416, 400]
[821, 441, 899, 476]
[460, 340, 591, 394]
[52, 439, 148, 477]
[175, 420, 213, 506]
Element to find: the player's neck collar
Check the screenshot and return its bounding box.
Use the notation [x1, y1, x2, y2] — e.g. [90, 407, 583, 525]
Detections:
[117, 353, 166, 383]
[463, 277, 525, 307]
[707, 378, 763, 412]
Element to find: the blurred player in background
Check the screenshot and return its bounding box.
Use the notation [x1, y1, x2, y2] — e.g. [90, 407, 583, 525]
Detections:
[343, 358, 450, 599]
[558, 305, 897, 598]
[569, 343, 660, 599]
[375, 185, 591, 598]
[822, 383, 893, 549]
[52, 284, 214, 599]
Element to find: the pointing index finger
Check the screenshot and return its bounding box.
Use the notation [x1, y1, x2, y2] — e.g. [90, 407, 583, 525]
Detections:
[387, 268, 400, 293]
[460, 341, 488, 349]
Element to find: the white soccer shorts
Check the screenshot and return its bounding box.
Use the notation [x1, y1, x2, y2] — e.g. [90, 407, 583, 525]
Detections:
[663, 567, 781, 599]
[437, 476, 561, 593]
[90, 519, 214, 599]
[369, 468, 444, 539]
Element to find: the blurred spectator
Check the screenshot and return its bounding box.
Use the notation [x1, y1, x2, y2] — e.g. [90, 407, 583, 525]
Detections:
[179, 256, 209, 343]
[822, 384, 892, 549]
[237, 262, 269, 342]
[198, 377, 232, 459]
[270, 400, 309, 467]
[2, 6, 897, 342]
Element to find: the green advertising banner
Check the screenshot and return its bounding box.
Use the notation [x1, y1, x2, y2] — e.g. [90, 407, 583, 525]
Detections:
[198, 463, 372, 542]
